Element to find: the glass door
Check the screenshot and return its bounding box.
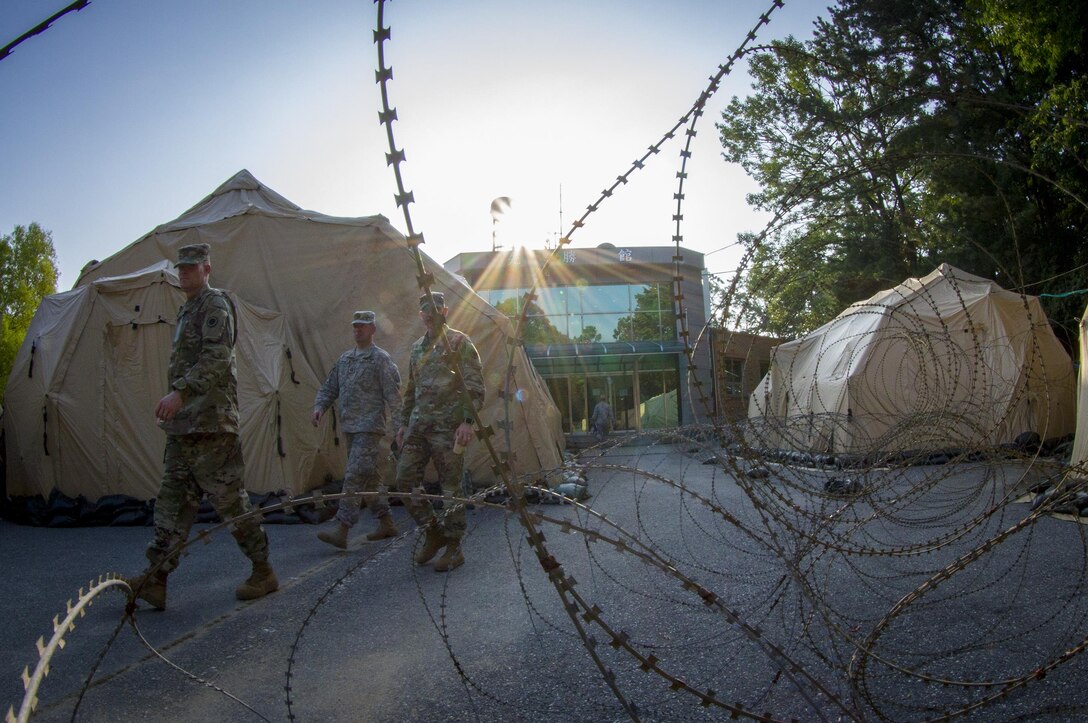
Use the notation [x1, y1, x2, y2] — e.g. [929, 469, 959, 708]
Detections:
[587, 373, 636, 432]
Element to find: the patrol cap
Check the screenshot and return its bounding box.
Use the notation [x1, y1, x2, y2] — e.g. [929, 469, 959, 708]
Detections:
[351, 310, 376, 325]
[175, 243, 210, 267]
[419, 291, 445, 312]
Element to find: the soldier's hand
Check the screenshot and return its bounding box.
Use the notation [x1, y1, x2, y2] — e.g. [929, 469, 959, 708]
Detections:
[455, 422, 474, 448]
[311, 409, 323, 427]
[156, 390, 183, 422]
[396, 426, 407, 448]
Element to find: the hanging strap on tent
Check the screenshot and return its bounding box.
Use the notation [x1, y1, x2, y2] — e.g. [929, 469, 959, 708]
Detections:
[331, 408, 339, 446]
[284, 347, 300, 384]
[28, 339, 36, 378]
[42, 403, 49, 456]
[275, 396, 286, 457]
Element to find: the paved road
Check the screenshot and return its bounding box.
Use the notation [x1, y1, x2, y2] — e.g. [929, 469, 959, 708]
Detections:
[2, 445, 1087, 721]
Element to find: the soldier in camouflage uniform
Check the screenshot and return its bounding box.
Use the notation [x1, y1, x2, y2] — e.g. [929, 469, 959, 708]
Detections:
[394, 291, 485, 572]
[125, 243, 278, 610]
[312, 310, 402, 549]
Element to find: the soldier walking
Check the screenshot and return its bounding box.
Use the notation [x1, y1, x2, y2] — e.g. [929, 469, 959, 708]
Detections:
[313, 310, 402, 549]
[394, 292, 485, 572]
[125, 243, 278, 610]
[590, 395, 614, 442]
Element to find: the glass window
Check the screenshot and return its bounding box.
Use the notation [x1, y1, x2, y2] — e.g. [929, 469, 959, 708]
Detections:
[571, 376, 589, 433]
[556, 285, 582, 315]
[629, 283, 666, 312]
[533, 287, 569, 318]
[638, 354, 677, 371]
[489, 288, 522, 316]
[580, 285, 631, 315]
[722, 359, 744, 397]
[639, 368, 679, 429]
[617, 311, 665, 341]
[521, 313, 570, 344]
[581, 313, 627, 343]
[545, 377, 572, 434]
[569, 316, 603, 344]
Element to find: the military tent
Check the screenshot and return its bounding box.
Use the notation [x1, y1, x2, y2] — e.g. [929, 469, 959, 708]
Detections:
[747, 264, 1076, 455]
[1070, 303, 1088, 474]
[3, 262, 323, 500]
[639, 389, 678, 429]
[4, 170, 563, 501]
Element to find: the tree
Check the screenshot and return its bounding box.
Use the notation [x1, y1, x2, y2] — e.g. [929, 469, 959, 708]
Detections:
[494, 297, 570, 345]
[575, 325, 602, 344]
[0, 223, 58, 402]
[614, 283, 675, 341]
[717, 0, 1088, 343]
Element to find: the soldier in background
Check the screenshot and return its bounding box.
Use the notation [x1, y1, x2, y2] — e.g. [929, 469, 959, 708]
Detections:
[313, 310, 402, 549]
[125, 243, 278, 610]
[394, 291, 485, 572]
[591, 395, 614, 443]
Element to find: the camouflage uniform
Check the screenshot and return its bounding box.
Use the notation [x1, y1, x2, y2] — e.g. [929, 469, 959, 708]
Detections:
[314, 342, 401, 527]
[591, 399, 614, 442]
[395, 318, 485, 540]
[148, 281, 269, 573]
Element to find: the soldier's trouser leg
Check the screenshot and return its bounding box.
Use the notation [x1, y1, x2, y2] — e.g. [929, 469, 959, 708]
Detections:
[428, 434, 466, 540]
[394, 428, 465, 539]
[147, 436, 202, 574]
[197, 433, 270, 566]
[336, 432, 389, 527]
[395, 431, 436, 528]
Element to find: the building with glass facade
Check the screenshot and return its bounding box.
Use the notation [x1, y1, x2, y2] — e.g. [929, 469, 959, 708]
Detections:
[444, 244, 716, 436]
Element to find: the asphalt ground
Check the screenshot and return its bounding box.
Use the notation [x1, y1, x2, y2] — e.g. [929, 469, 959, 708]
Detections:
[2, 444, 1087, 722]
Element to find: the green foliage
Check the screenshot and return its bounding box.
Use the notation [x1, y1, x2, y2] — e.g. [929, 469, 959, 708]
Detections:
[0, 223, 58, 402]
[614, 283, 675, 342]
[574, 325, 602, 344]
[495, 297, 570, 345]
[718, 0, 1088, 344]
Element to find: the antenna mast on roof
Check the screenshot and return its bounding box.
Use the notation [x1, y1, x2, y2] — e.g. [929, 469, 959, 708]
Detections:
[490, 196, 512, 252]
[558, 184, 564, 242]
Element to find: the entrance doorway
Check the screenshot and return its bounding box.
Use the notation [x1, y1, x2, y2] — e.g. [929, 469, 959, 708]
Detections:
[536, 354, 680, 434]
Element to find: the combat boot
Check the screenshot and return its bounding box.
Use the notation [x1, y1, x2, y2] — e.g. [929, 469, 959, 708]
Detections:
[124, 570, 168, 610]
[414, 524, 447, 565]
[434, 539, 464, 573]
[236, 561, 279, 600]
[365, 515, 398, 541]
[317, 521, 349, 549]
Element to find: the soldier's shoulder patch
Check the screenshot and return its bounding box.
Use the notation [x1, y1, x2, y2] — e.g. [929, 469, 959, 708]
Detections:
[202, 305, 230, 342]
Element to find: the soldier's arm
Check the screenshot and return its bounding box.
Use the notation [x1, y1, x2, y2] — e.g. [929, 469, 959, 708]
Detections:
[381, 356, 403, 427]
[176, 298, 233, 397]
[460, 337, 486, 414]
[398, 351, 417, 428]
[313, 359, 341, 414]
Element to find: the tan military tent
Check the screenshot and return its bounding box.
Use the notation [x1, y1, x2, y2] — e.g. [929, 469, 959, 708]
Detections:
[1070, 303, 1088, 474]
[3, 170, 563, 500]
[4, 262, 323, 500]
[747, 264, 1076, 454]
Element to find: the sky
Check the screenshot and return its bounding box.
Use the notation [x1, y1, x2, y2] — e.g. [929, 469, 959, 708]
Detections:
[0, 0, 828, 291]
